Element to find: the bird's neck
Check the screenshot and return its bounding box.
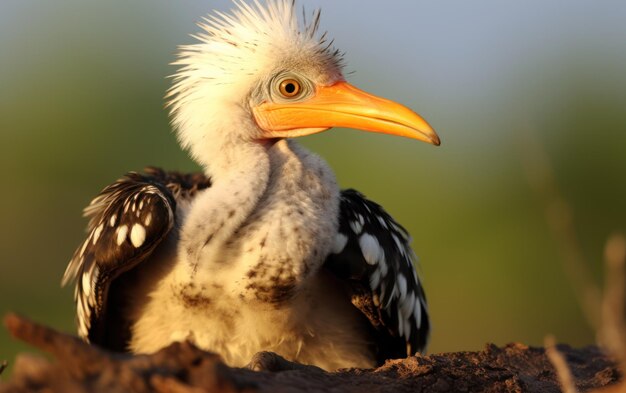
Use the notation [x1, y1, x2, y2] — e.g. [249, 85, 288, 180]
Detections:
[178, 138, 271, 274]
[175, 137, 340, 302]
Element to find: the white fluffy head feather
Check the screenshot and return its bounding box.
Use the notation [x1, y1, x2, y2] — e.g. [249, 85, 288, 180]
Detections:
[167, 0, 345, 168]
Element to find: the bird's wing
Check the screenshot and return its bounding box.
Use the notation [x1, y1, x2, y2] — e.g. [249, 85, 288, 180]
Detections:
[61, 167, 211, 350]
[324, 189, 430, 363]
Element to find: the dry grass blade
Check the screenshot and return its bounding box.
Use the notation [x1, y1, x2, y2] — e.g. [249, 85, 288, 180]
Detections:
[601, 234, 626, 372]
[545, 335, 578, 393]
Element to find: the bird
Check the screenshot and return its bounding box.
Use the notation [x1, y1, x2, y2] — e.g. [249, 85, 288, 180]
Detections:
[61, 0, 440, 371]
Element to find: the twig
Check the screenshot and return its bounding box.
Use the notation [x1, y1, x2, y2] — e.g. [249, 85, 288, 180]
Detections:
[0, 360, 7, 376]
[545, 335, 578, 393]
[519, 129, 602, 331]
[4, 313, 103, 369]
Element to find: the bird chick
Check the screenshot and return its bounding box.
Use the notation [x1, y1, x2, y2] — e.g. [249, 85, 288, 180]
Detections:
[63, 0, 439, 371]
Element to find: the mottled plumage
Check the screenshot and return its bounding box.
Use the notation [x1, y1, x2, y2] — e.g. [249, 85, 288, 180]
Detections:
[326, 190, 430, 362]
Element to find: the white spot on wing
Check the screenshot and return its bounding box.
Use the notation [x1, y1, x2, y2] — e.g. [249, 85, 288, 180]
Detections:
[349, 219, 363, 234]
[92, 224, 104, 245]
[401, 291, 416, 321]
[379, 281, 387, 304]
[369, 267, 381, 289]
[130, 224, 146, 248]
[392, 234, 406, 257]
[86, 264, 99, 307]
[109, 214, 117, 227]
[80, 238, 89, 256]
[391, 222, 406, 238]
[359, 233, 381, 266]
[379, 252, 388, 276]
[77, 304, 87, 334]
[81, 272, 92, 297]
[420, 295, 428, 311]
[144, 213, 152, 226]
[76, 296, 91, 338]
[397, 274, 408, 302]
[382, 281, 396, 309]
[414, 300, 422, 328]
[116, 225, 128, 246]
[331, 233, 348, 254]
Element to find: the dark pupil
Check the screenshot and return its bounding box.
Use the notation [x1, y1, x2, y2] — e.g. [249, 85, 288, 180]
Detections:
[285, 83, 296, 94]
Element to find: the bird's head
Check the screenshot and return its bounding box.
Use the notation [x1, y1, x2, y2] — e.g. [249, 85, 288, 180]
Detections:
[167, 0, 439, 167]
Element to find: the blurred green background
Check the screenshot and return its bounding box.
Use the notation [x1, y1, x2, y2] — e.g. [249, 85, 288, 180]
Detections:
[1, 0, 625, 375]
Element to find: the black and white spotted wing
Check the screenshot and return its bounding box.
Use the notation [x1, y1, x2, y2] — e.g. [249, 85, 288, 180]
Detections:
[324, 189, 430, 364]
[61, 167, 210, 350]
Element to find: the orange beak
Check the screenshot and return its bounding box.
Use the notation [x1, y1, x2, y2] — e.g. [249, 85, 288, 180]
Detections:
[252, 81, 440, 145]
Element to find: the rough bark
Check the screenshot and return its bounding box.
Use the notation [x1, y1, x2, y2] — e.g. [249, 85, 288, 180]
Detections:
[0, 313, 621, 393]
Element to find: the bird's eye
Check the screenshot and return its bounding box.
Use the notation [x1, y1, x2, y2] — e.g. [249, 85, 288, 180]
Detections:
[278, 78, 302, 98]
